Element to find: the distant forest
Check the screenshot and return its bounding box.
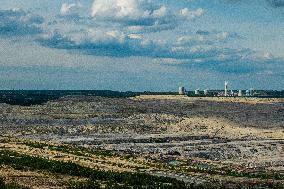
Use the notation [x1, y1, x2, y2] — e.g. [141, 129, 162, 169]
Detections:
[0, 90, 178, 106]
[0, 90, 282, 106]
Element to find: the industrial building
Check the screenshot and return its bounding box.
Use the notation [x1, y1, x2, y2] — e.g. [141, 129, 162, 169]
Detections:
[177, 81, 260, 97]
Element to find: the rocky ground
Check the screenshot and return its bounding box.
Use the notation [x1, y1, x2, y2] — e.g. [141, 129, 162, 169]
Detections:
[0, 95, 283, 188]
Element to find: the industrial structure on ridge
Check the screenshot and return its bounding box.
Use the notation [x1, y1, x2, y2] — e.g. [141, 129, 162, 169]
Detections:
[179, 81, 256, 97]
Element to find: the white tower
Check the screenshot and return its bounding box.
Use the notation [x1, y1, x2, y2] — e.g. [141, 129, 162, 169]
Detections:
[195, 89, 200, 95]
[204, 89, 209, 96]
[249, 88, 254, 96]
[238, 90, 243, 97]
[179, 87, 185, 95]
[224, 81, 228, 97]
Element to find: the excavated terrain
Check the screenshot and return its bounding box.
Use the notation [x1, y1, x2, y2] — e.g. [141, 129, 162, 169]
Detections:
[0, 95, 284, 187]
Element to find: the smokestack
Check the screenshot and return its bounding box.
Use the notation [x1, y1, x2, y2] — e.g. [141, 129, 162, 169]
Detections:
[224, 81, 228, 97]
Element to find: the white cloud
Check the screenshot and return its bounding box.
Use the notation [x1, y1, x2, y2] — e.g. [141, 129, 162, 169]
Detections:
[152, 6, 167, 18]
[91, 0, 172, 23]
[91, 0, 142, 19]
[128, 33, 143, 39]
[60, 3, 77, 15]
[216, 32, 230, 41]
[89, 0, 205, 33]
[177, 35, 206, 46]
[106, 30, 126, 43]
[127, 25, 144, 32]
[263, 52, 274, 59]
[180, 8, 205, 20]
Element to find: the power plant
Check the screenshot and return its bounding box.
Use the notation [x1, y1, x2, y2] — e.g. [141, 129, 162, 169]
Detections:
[178, 81, 256, 97]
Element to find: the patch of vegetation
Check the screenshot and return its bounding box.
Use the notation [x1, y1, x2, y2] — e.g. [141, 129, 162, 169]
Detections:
[50, 145, 114, 157]
[155, 159, 284, 184]
[0, 177, 29, 189]
[172, 163, 284, 184]
[0, 150, 187, 188]
[24, 141, 47, 149]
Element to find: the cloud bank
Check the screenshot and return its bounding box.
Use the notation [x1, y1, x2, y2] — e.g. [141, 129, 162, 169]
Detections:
[0, 0, 283, 90]
[0, 9, 43, 37]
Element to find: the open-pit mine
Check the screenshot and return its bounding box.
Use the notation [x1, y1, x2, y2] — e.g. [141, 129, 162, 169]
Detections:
[0, 95, 283, 188]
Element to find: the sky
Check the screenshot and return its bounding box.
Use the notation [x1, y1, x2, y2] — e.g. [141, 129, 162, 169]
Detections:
[0, 0, 283, 91]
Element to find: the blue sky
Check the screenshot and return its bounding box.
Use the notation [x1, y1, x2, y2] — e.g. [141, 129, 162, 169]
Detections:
[0, 0, 283, 91]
